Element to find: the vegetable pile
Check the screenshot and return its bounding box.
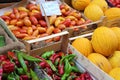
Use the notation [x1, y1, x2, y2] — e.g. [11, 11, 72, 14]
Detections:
[0, 50, 93, 80]
[35, 50, 93, 80]
[0, 50, 40, 80]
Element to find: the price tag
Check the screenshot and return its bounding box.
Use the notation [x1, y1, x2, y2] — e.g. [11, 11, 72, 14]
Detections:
[41, 1, 61, 16]
[36, 0, 45, 4]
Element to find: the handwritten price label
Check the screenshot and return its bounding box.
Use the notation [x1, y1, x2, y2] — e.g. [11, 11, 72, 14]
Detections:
[41, 1, 61, 16]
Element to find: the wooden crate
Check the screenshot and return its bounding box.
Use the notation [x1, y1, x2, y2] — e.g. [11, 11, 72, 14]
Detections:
[65, 17, 103, 37]
[99, 17, 120, 27]
[69, 33, 114, 80]
[26, 31, 69, 55]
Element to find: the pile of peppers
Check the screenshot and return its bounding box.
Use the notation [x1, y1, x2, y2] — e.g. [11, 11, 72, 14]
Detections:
[36, 50, 93, 80]
[0, 50, 41, 80]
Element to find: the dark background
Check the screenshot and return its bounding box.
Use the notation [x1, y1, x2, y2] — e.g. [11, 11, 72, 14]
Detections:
[0, 0, 21, 3]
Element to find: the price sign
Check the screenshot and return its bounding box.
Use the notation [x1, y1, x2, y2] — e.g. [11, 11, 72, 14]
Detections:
[36, 0, 45, 3]
[41, 1, 61, 16]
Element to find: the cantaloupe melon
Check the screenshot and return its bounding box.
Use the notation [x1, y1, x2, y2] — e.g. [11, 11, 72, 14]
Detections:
[72, 37, 93, 57]
[109, 67, 120, 80]
[108, 51, 120, 68]
[91, 26, 118, 56]
[88, 53, 112, 73]
[71, 0, 91, 11]
[84, 4, 104, 21]
[105, 8, 120, 20]
[89, 0, 108, 12]
[111, 27, 120, 50]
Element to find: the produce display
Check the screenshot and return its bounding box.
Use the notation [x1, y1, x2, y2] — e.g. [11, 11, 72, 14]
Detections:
[72, 26, 120, 80]
[0, 3, 91, 41]
[0, 0, 120, 80]
[36, 50, 93, 80]
[70, 0, 108, 21]
[0, 49, 93, 80]
[48, 4, 91, 29]
[0, 50, 41, 80]
[70, 0, 120, 22]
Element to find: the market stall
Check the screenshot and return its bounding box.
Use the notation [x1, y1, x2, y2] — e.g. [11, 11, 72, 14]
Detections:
[0, 0, 120, 80]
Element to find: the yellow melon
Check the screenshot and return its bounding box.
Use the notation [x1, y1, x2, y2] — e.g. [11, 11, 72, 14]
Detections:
[72, 37, 93, 57]
[71, 0, 91, 11]
[84, 4, 104, 21]
[105, 8, 120, 20]
[109, 67, 120, 80]
[91, 26, 118, 56]
[89, 0, 108, 12]
[111, 27, 120, 50]
[88, 53, 112, 73]
[108, 51, 120, 68]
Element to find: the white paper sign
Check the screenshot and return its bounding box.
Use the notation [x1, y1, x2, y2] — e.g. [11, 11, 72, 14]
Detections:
[41, 1, 61, 16]
[36, 0, 45, 4]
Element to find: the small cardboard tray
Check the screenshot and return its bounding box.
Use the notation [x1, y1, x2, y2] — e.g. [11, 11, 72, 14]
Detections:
[69, 33, 114, 80]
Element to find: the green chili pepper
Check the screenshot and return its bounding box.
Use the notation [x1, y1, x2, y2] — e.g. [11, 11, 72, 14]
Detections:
[61, 59, 72, 80]
[67, 75, 76, 80]
[17, 52, 30, 77]
[64, 59, 72, 74]
[7, 72, 15, 80]
[17, 67, 25, 75]
[14, 72, 20, 80]
[41, 51, 54, 59]
[60, 54, 76, 64]
[71, 66, 79, 72]
[46, 60, 57, 72]
[54, 58, 60, 66]
[21, 53, 41, 62]
[30, 69, 39, 80]
[61, 73, 69, 80]
[17, 53, 28, 73]
[14, 50, 41, 62]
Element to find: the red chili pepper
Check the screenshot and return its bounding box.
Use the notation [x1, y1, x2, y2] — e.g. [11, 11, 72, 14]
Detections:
[53, 74, 61, 80]
[35, 56, 46, 61]
[0, 55, 7, 61]
[79, 73, 87, 80]
[2, 61, 15, 73]
[75, 77, 81, 80]
[0, 67, 3, 80]
[39, 62, 46, 68]
[39, 61, 50, 68]
[50, 54, 60, 63]
[7, 51, 18, 60]
[57, 52, 64, 57]
[20, 75, 29, 80]
[45, 67, 53, 76]
[84, 72, 93, 80]
[58, 63, 64, 75]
